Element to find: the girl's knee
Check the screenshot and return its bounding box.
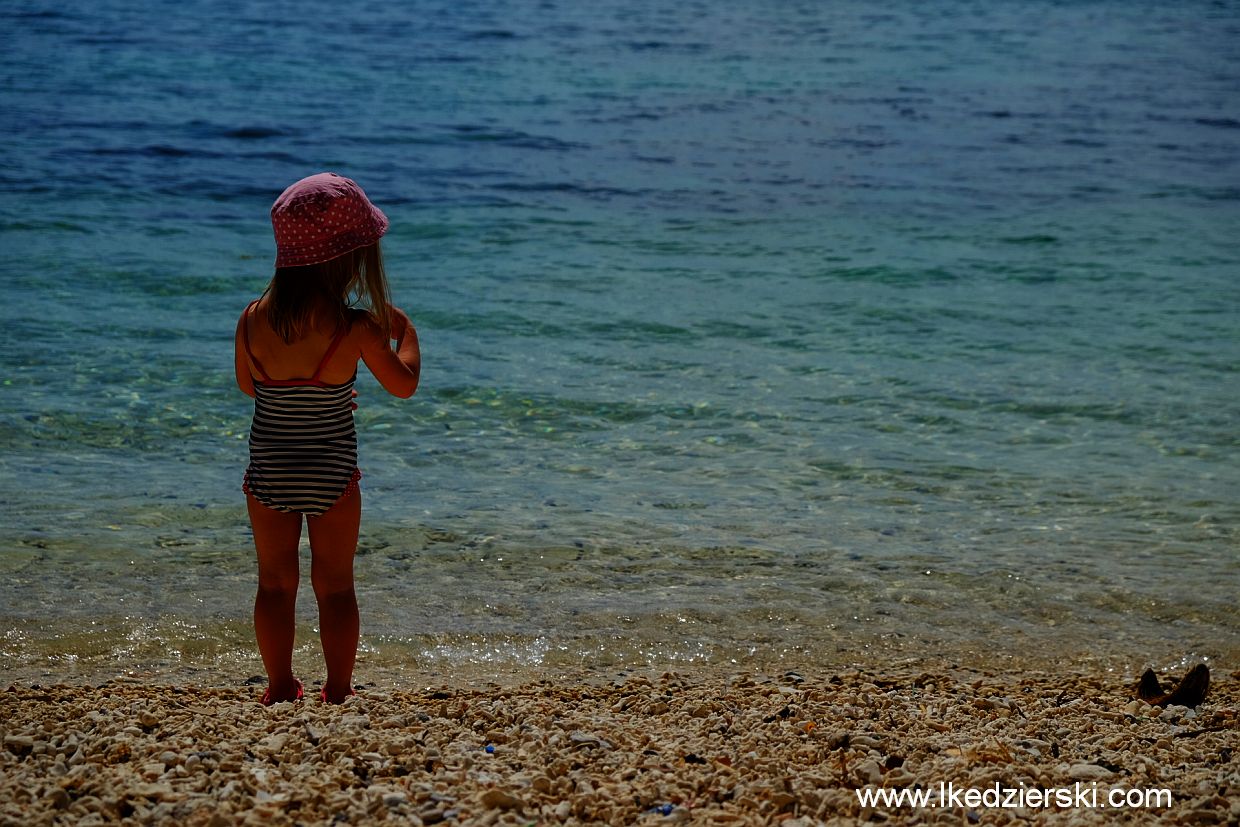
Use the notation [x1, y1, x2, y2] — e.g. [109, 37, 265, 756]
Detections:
[310, 568, 354, 594]
[256, 586, 297, 613]
[313, 582, 357, 606]
[257, 574, 299, 596]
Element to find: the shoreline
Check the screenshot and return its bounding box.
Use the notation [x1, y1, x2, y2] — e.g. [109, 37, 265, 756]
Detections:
[3, 665, 1235, 825]
[5, 620, 1235, 695]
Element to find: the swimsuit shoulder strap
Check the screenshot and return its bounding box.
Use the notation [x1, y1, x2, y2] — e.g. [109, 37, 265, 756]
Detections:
[242, 300, 272, 382]
[310, 318, 352, 382]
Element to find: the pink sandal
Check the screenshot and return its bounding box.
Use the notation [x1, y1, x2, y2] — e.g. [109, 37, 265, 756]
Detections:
[260, 679, 304, 706]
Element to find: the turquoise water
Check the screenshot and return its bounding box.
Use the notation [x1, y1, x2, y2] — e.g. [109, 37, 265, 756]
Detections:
[1, 0, 1237, 683]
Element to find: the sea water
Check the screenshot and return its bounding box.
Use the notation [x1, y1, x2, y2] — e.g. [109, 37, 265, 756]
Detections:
[1, 0, 1237, 684]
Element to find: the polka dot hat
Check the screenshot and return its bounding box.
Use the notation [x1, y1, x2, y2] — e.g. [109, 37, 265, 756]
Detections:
[270, 172, 389, 268]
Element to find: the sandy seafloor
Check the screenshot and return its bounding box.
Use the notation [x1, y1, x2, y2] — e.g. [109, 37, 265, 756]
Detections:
[2, 663, 1236, 826]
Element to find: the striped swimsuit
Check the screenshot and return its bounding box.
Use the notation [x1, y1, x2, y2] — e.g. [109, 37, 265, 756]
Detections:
[241, 302, 361, 515]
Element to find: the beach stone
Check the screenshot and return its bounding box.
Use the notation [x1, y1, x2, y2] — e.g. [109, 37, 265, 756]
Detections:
[570, 731, 612, 750]
[303, 722, 325, 744]
[885, 768, 917, 787]
[136, 782, 179, 801]
[378, 788, 408, 808]
[418, 807, 447, 824]
[3, 735, 34, 754]
[856, 759, 883, 786]
[259, 732, 288, 753]
[46, 787, 71, 810]
[480, 789, 525, 810]
[1067, 763, 1112, 781]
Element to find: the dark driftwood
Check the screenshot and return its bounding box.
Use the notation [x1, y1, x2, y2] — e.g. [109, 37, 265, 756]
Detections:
[1136, 663, 1210, 709]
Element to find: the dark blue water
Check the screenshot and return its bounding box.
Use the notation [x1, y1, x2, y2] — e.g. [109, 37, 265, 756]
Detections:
[1, 0, 1237, 684]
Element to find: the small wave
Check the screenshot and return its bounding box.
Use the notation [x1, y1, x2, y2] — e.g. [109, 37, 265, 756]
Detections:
[154, 178, 278, 201]
[85, 145, 225, 159]
[461, 28, 521, 40]
[236, 150, 304, 164]
[586, 109, 666, 125]
[492, 182, 644, 199]
[1147, 185, 1240, 202]
[1148, 113, 1240, 131]
[584, 320, 695, 342]
[183, 121, 301, 141]
[72, 35, 146, 46]
[1194, 117, 1239, 130]
[417, 53, 478, 63]
[821, 264, 959, 285]
[221, 126, 291, 139]
[4, 9, 70, 19]
[998, 234, 1059, 245]
[2, 220, 91, 234]
[809, 137, 892, 150]
[444, 125, 585, 152]
[40, 119, 154, 133]
[625, 40, 709, 54]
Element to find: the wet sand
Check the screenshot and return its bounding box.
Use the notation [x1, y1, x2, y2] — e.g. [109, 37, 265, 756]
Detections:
[2, 667, 1236, 826]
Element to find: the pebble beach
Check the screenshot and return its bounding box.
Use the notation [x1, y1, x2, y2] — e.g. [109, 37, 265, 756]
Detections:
[3, 666, 1236, 826]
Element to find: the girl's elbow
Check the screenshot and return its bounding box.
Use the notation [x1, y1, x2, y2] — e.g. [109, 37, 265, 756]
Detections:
[389, 372, 418, 398]
[401, 365, 421, 398]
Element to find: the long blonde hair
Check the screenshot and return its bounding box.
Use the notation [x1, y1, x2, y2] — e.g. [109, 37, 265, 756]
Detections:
[264, 242, 391, 342]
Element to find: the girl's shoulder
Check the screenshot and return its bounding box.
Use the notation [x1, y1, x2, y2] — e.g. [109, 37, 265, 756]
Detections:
[347, 308, 386, 347]
[347, 307, 380, 330]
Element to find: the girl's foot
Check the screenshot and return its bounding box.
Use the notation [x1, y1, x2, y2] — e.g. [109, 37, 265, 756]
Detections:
[261, 679, 304, 706]
[320, 685, 357, 704]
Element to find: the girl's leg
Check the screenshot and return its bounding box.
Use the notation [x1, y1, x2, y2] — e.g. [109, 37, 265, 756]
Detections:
[307, 486, 361, 703]
[247, 493, 304, 701]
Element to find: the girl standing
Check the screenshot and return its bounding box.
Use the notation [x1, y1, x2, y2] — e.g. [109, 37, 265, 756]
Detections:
[234, 172, 420, 704]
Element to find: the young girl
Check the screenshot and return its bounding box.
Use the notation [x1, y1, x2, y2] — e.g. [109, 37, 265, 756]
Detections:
[234, 172, 420, 705]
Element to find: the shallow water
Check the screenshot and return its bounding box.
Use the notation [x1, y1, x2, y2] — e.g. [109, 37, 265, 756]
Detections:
[1, 0, 1237, 684]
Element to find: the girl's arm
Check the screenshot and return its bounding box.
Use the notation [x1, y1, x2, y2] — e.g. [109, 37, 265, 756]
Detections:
[359, 307, 420, 398]
[234, 311, 256, 398]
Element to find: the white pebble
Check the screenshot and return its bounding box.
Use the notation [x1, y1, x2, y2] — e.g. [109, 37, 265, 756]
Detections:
[1068, 763, 1112, 781]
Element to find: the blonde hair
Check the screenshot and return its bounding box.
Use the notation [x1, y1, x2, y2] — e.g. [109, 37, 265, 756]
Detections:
[265, 242, 391, 343]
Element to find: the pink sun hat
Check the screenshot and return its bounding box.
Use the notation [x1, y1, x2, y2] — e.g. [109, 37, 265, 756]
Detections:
[270, 172, 389, 268]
